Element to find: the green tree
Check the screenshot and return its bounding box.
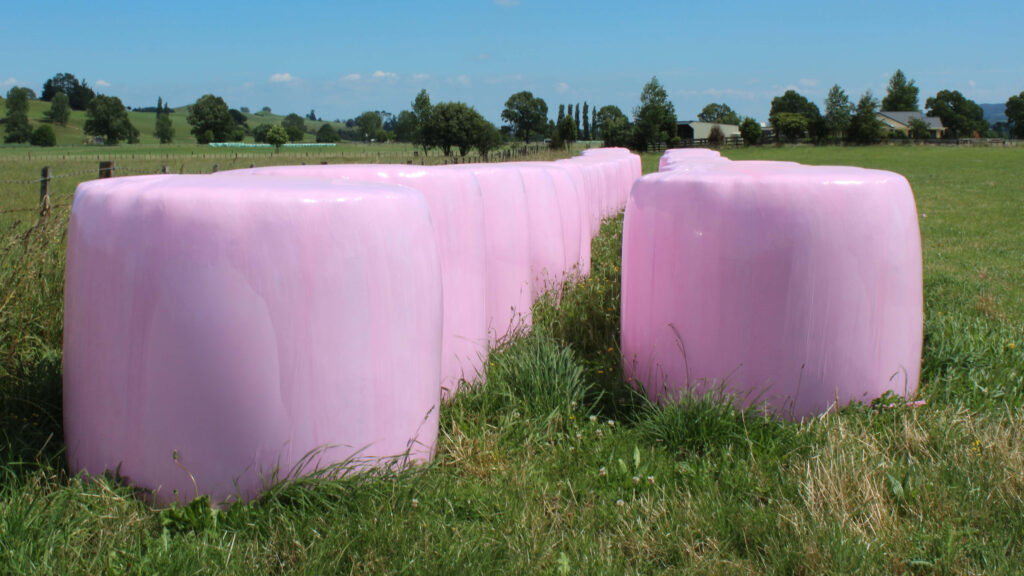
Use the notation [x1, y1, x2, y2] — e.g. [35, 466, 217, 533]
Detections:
[394, 110, 418, 142]
[252, 124, 272, 143]
[698, 102, 740, 125]
[30, 124, 56, 147]
[582, 102, 590, 140]
[593, 105, 622, 142]
[282, 113, 306, 142]
[84, 94, 137, 145]
[907, 117, 931, 140]
[739, 117, 762, 145]
[574, 103, 581, 133]
[44, 91, 71, 125]
[881, 69, 920, 112]
[557, 104, 565, 124]
[633, 76, 677, 151]
[772, 113, 808, 142]
[823, 84, 852, 141]
[473, 117, 503, 158]
[186, 95, 234, 144]
[1006, 92, 1024, 139]
[356, 111, 383, 141]
[265, 124, 288, 151]
[501, 91, 549, 143]
[411, 89, 433, 152]
[557, 114, 578, 150]
[41, 72, 95, 110]
[3, 87, 33, 143]
[926, 90, 987, 138]
[422, 101, 488, 156]
[155, 110, 175, 143]
[848, 91, 884, 144]
[769, 90, 820, 142]
[316, 123, 340, 143]
[594, 105, 629, 147]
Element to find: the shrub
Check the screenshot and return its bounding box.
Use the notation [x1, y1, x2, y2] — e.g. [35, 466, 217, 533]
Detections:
[30, 125, 56, 147]
[708, 124, 725, 147]
[739, 117, 762, 145]
[315, 124, 339, 143]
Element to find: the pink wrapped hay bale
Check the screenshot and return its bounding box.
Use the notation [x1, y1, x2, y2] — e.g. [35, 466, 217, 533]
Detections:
[581, 148, 641, 210]
[509, 162, 590, 280]
[658, 148, 722, 172]
[510, 164, 567, 298]
[227, 164, 488, 393]
[448, 165, 534, 344]
[63, 175, 443, 505]
[621, 165, 923, 419]
[550, 160, 593, 275]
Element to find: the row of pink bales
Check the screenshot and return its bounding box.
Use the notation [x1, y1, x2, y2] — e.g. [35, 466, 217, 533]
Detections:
[63, 147, 923, 506]
[64, 149, 641, 505]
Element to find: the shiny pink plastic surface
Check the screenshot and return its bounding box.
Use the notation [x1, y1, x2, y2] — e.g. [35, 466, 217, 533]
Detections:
[63, 175, 443, 504]
[447, 165, 534, 343]
[622, 164, 923, 418]
[658, 148, 722, 171]
[511, 165, 567, 298]
[227, 164, 488, 393]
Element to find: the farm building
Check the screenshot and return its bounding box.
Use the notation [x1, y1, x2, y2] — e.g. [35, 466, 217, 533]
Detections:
[876, 111, 946, 139]
[677, 121, 741, 140]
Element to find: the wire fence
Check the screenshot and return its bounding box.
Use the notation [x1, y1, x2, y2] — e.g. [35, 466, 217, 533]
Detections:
[0, 144, 557, 225]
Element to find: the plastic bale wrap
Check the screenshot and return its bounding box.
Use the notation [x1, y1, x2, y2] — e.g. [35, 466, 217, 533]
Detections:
[63, 175, 443, 505]
[447, 165, 534, 344]
[565, 157, 616, 224]
[621, 165, 923, 419]
[492, 164, 564, 300]
[658, 148, 722, 172]
[552, 160, 594, 274]
[227, 164, 488, 394]
[509, 162, 588, 280]
[582, 148, 641, 209]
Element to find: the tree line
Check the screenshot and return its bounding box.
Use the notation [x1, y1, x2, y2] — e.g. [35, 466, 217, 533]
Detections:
[4, 70, 1024, 149]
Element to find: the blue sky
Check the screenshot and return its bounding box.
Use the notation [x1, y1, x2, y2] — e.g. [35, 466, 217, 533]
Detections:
[2, 0, 1021, 124]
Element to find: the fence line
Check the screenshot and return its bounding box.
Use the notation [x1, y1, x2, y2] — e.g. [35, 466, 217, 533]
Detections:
[0, 144, 555, 221]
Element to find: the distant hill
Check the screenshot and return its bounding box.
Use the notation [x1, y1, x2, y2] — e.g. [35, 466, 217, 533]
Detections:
[1, 98, 352, 146]
[980, 103, 1007, 124]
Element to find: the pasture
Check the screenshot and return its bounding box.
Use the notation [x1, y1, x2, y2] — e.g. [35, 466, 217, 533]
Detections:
[1, 146, 1023, 574]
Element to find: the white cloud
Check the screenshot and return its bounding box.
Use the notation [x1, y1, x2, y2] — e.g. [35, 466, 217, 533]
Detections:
[269, 73, 296, 83]
[242, 81, 255, 89]
[495, 0, 519, 5]
[454, 75, 471, 87]
[342, 73, 361, 81]
[969, 79, 976, 87]
[372, 70, 398, 79]
[799, 78, 818, 88]
[0, 77, 17, 88]
[95, 79, 111, 88]
[412, 73, 431, 81]
[556, 82, 570, 94]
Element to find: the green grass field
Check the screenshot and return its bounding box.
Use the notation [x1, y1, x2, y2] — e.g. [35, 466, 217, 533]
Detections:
[1, 146, 1023, 574]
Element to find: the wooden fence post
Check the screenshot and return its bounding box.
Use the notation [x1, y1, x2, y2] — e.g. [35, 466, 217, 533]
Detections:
[39, 166, 51, 215]
[99, 161, 114, 178]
